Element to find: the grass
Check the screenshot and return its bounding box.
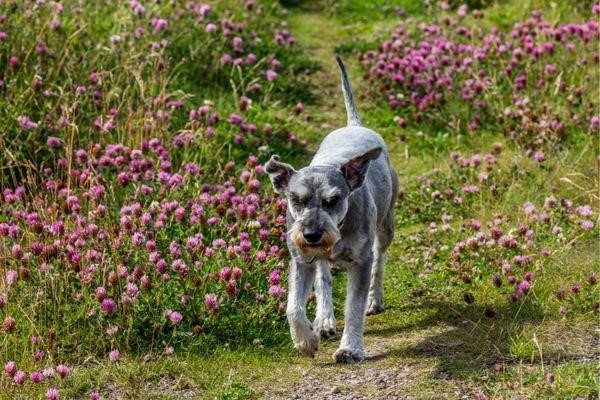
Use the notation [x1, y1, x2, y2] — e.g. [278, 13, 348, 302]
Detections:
[1, 0, 598, 399]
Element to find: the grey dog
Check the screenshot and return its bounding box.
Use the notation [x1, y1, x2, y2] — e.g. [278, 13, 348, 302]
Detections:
[265, 55, 398, 363]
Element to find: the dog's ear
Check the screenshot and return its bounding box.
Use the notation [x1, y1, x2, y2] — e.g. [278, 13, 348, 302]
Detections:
[341, 147, 382, 190]
[265, 155, 296, 194]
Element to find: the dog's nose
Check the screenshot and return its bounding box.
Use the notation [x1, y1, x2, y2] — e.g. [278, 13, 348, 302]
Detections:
[303, 228, 323, 244]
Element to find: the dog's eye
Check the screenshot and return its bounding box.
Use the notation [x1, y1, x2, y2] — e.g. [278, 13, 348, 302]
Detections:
[322, 196, 339, 208]
[290, 195, 307, 207]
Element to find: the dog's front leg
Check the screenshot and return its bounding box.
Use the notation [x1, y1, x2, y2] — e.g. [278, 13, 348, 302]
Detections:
[333, 252, 373, 363]
[313, 260, 336, 339]
[286, 258, 319, 357]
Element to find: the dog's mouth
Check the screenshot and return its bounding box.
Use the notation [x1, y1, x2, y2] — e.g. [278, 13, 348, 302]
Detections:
[289, 225, 341, 259]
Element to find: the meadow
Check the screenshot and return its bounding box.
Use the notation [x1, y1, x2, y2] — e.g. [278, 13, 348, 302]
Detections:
[0, 0, 598, 399]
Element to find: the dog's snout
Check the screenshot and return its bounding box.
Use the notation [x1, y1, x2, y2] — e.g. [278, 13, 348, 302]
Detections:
[303, 228, 323, 244]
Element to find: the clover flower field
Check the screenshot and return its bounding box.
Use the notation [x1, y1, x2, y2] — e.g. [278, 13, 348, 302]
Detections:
[1, 0, 312, 397]
[360, 6, 599, 145]
[0, 0, 599, 399]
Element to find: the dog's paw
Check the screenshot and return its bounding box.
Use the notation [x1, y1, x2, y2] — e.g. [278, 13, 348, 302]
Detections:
[333, 347, 364, 364]
[313, 315, 337, 339]
[295, 330, 320, 358]
[366, 297, 384, 316]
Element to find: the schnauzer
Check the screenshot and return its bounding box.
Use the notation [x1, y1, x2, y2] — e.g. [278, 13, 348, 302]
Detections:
[265, 55, 398, 363]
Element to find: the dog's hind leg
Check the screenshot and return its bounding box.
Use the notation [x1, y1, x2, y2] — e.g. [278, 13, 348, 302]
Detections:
[313, 260, 336, 339]
[367, 170, 398, 316]
[366, 236, 387, 316]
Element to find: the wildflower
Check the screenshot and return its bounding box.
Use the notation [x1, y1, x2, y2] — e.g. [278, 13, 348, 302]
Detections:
[266, 70, 278, 81]
[109, 349, 120, 361]
[570, 283, 580, 293]
[169, 311, 183, 324]
[576, 205, 593, 217]
[533, 150, 545, 162]
[13, 370, 26, 384]
[30, 371, 43, 383]
[476, 391, 489, 400]
[5, 269, 17, 284]
[523, 202, 536, 216]
[221, 54, 232, 63]
[544, 64, 556, 75]
[17, 115, 38, 131]
[5, 361, 17, 377]
[515, 281, 531, 295]
[268, 285, 286, 298]
[220, 267, 232, 281]
[462, 291, 475, 304]
[540, 248, 550, 257]
[492, 274, 502, 287]
[56, 364, 70, 378]
[269, 269, 281, 285]
[293, 102, 304, 114]
[225, 279, 237, 297]
[229, 113, 243, 125]
[101, 298, 116, 314]
[232, 36, 243, 50]
[47, 136, 62, 148]
[43, 368, 55, 378]
[46, 388, 59, 400]
[581, 220, 594, 231]
[484, 306, 496, 318]
[151, 18, 168, 34]
[2, 316, 15, 332]
[206, 23, 217, 34]
[231, 267, 243, 280]
[8, 56, 20, 69]
[95, 287, 107, 301]
[204, 293, 219, 311]
[126, 283, 139, 299]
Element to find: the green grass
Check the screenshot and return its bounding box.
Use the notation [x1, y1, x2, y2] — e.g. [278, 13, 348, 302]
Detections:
[2, 0, 598, 399]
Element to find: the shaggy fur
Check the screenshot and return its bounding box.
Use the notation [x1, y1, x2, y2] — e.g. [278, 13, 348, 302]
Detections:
[265, 55, 398, 363]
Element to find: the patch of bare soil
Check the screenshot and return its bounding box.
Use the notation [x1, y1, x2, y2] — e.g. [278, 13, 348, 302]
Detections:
[260, 326, 477, 400]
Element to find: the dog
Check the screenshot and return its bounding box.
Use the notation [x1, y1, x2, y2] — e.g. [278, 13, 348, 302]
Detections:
[265, 55, 398, 363]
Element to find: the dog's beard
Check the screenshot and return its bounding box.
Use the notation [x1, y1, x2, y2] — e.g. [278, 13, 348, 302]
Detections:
[288, 221, 341, 258]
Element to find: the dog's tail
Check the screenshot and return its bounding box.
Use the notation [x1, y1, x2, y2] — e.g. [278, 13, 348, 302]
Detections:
[335, 54, 361, 127]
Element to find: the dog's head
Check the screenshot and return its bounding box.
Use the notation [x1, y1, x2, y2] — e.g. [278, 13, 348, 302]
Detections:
[265, 147, 382, 258]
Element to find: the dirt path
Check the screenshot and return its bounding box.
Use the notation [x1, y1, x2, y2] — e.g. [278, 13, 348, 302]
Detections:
[286, 11, 361, 131]
[255, 320, 479, 400]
